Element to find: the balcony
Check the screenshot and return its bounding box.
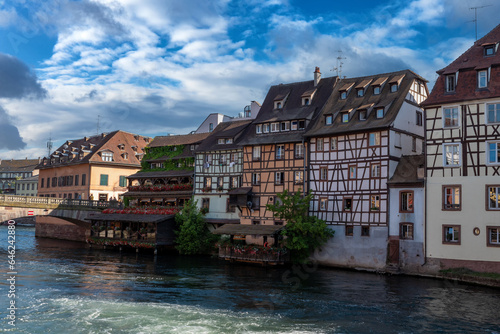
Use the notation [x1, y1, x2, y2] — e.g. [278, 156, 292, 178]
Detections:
[127, 183, 193, 192]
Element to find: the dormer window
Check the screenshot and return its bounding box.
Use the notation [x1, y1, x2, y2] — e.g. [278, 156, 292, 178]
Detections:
[256, 124, 262, 134]
[373, 86, 380, 95]
[101, 152, 113, 162]
[388, 74, 404, 93]
[341, 112, 349, 123]
[122, 153, 128, 160]
[359, 110, 367, 121]
[446, 74, 456, 92]
[209, 123, 214, 132]
[357, 89, 364, 97]
[303, 98, 310, 105]
[275, 101, 282, 109]
[118, 144, 125, 150]
[325, 115, 333, 125]
[291, 121, 298, 130]
[131, 145, 137, 152]
[376, 108, 385, 118]
[340, 91, 347, 100]
[298, 120, 305, 130]
[484, 44, 495, 56]
[478, 69, 488, 88]
[390, 83, 398, 92]
[263, 123, 270, 133]
[271, 122, 280, 132]
[218, 138, 225, 144]
[281, 121, 290, 131]
[226, 138, 233, 144]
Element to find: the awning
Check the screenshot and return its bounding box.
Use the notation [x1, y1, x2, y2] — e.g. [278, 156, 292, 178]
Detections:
[213, 224, 285, 235]
[85, 213, 175, 223]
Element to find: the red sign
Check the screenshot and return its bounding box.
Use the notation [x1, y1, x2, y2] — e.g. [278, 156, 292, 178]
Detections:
[28, 211, 34, 216]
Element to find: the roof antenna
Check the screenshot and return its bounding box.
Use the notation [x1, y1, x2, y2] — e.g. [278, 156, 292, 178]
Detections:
[332, 50, 347, 79]
[470, 5, 492, 40]
[46, 133, 53, 158]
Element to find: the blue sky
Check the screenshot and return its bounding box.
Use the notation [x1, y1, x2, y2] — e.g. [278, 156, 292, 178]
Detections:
[0, 0, 498, 159]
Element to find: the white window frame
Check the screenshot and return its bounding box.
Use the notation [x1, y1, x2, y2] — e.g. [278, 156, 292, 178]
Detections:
[294, 171, 303, 184]
[325, 115, 333, 125]
[369, 132, 380, 146]
[443, 143, 461, 167]
[218, 138, 225, 144]
[446, 74, 456, 92]
[486, 103, 500, 124]
[101, 152, 113, 162]
[271, 122, 280, 132]
[319, 198, 328, 211]
[317, 138, 324, 151]
[443, 106, 460, 128]
[275, 171, 284, 185]
[276, 144, 285, 159]
[478, 70, 488, 88]
[487, 141, 500, 165]
[256, 124, 262, 134]
[253, 146, 261, 161]
[291, 121, 298, 131]
[263, 123, 270, 133]
[281, 121, 290, 131]
[488, 186, 500, 210]
[330, 137, 337, 150]
[295, 143, 304, 159]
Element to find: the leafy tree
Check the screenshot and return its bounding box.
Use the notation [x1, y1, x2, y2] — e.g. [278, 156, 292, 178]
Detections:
[174, 199, 219, 255]
[267, 189, 334, 263]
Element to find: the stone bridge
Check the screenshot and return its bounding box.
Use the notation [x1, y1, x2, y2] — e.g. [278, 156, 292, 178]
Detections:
[0, 194, 118, 242]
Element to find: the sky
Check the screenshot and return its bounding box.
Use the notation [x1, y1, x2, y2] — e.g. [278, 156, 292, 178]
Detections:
[0, 0, 498, 159]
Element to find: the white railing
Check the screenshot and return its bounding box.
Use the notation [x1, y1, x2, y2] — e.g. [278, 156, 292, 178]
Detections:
[0, 194, 116, 209]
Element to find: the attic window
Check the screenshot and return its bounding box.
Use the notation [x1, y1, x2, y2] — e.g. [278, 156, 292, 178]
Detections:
[302, 98, 310, 106]
[256, 124, 262, 134]
[390, 83, 398, 92]
[298, 120, 305, 130]
[275, 101, 283, 109]
[376, 108, 385, 118]
[359, 110, 367, 121]
[209, 123, 214, 132]
[325, 115, 333, 125]
[373, 86, 381, 95]
[101, 152, 113, 162]
[340, 91, 347, 100]
[131, 145, 138, 152]
[226, 138, 233, 144]
[357, 89, 364, 97]
[446, 74, 456, 92]
[263, 123, 270, 133]
[118, 144, 125, 150]
[271, 122, 279, 132]
[122, 153, 128, 160]
[218, 138, 225, 144]
[291, 121, 298, 130]
[281, 121, 290, 131]
[485, 45, 495, 56]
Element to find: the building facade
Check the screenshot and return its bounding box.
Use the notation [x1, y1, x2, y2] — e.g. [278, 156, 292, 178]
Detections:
[422, 24, 500, 273]
[305, 70, 428, 270]
[37, 131, 150, 201]
[16, 175, 39, 196]
[0, 158, 40, 193]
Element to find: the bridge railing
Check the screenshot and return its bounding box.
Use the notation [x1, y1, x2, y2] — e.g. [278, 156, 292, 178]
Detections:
[0, 194, 120, 209]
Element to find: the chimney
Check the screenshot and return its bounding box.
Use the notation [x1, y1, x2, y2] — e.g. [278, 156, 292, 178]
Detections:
[314, 67, 321, 86]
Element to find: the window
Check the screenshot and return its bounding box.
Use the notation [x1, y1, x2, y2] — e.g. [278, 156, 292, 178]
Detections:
[294, 171, 303, 184]
[488, 186, 500, 210]
[47, 177, 50, 188]
[443, 107, 459, 127]
[487, 141, 500, 165]
[487, 227, 500, 247]
[443, 185, 461, 210]
[263, 124, 270, 133]
[317, 138, 324, 151]
[373, 86, 380, 95]
[209, 123, 214, 132]
[119, 176, 127, 187]
[325, 115, 333, 125]
[370, 195, 380, 211]
[295, 143, 304, 159]
[330, 137, 337, 150]
[412, 137, 417, 152]
[291, 121, 298, 131]
[443, 143, 461, 167]
[343, 197, 352, 211]
[271, 122, 280, 132]
[478, 70, 488, 88]
[361, 226, 370, 236]
[298, 120, 305, 130]
[275, 101, 282, 109]
[281, 121, 290, 131]
[226, 198, 236, 213]
[276, 144, 285, 159]
[371, 163, 381, 178]
[100, 174, 108, 186]
[345, 225, 354, 236]
[359, 110, 367, 121]
[41, 178, 44, 188]
[340, 91, 347, 99]
[204, 177, 212, 190]
[369, 132, 380, 146]
[202, 198, 210, 212]
[256, 124, 262, 134]
[446, 75, 456, 92]
[400, 223, 414, 240]
[75, 174, 79, 186]
[101, 152, 113, 162]
[390, 83, 398, 92]
[275, 172, 284, 185]
[217, 177, 223, 190]
[357, 89, 364, 97]
[252, 173, 260, 185]
[487, 103, 500, 124]
[416, 111, 423, 126]
[400, 191, 414, 212]
[349, 165, 356, 179]
[341, 113, 349, 123]
[302, 98, 310, 106]
[376, 108, 384, 118]
[82, 174, 86, 186]
[253, 146, 261, 161]
[218, 138, 225, 144]
[319, 198, 328, 211]
[443, 225, 460, 244]
[320, 167, 328, 180]
[485, 46, 495, 56]
[226, 138, 233, 144]
[230, 176, 240, 189]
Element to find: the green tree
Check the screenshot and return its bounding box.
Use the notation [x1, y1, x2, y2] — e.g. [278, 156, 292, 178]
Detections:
[174, 199, 219, 255]
[267, 189, 334, 263]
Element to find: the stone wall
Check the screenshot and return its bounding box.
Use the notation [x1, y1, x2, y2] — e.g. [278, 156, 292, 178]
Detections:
[35, 216, 90, 242]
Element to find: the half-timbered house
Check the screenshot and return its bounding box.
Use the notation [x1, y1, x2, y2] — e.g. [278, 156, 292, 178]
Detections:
[228, 68, 338, 246]
[305, 70, 428, 270]
[422, 24, 500, 273]
[193, 119, 253, 227]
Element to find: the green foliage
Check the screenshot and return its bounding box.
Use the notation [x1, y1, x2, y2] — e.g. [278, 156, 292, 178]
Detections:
[267, 189, 334, 263]
[174, 199, 219, 255]
[141, 145, 193, 172]
[123, 196, 130, 208]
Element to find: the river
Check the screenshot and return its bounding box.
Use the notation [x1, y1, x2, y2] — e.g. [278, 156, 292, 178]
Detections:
[1, 226, 500, 333]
